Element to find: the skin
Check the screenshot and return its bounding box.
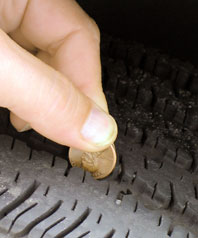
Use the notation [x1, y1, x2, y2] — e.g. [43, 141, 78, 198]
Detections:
[0, 0, 117, 152]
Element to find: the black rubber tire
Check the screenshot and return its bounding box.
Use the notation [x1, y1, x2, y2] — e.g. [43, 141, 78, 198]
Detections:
[0, 34, 198, 237]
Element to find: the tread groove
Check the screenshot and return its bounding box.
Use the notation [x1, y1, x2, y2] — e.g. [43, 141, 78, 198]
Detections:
[10, 138, 16, 150]
[77, 231, 90, 238]
[8, 203, 38, 232]
[14, 172, 20, 183]
[105, 184, 110, 196]
[104, 229, 116, 238]
[125, 229, 130, 238]
[167, 225, 174, 237]
[40, 217, 66, 238]
[29, 149, 33, 160]
[151, 183, 158, 199]
[133, 201, 138, 213]
[44, 186, 50, 197]
[158, 216, 162, 226]
[14, 200, 63, 237]
[194, 185, 198, 200]
[0, 188, 8, 197]
[82, 171, 86, 183]
[0, 181, 40, 220]
[71, 199, 78, 211]
[54, 208, 91, 238]
[97, 214, 102, 224]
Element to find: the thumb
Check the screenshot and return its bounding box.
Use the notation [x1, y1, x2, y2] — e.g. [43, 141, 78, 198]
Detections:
[0, 30, 117, 152]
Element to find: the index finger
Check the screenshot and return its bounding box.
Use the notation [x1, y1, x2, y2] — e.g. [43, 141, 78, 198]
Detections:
[20, 0, 108, 111]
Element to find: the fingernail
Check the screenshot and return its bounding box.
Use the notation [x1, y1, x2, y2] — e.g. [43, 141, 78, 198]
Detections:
[81, 106, 117, 147]
[18, 124, 31, 132]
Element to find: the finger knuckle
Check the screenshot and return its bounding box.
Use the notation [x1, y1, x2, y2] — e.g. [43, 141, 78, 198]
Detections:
[49, 82, 83, 126]
[86, 17, 100, 42]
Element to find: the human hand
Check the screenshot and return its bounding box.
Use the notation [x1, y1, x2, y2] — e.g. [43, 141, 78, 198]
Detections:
[0, 0, 117, 152]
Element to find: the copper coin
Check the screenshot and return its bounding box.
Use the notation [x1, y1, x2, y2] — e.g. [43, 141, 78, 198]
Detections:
[69, 145, 117, 179]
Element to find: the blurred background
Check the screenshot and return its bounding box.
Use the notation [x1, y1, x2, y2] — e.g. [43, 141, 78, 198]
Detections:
[78, 0, 198, 65]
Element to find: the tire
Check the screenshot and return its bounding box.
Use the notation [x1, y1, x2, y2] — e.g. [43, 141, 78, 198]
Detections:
[0, 34, 197, 238]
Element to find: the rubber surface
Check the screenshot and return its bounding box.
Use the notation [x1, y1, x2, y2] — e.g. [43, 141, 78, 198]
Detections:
[0, 34, 198, 237]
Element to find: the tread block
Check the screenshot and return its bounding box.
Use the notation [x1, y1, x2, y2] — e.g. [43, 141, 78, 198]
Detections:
[185, 107, 198, 131]
[189, 72, 198, 94]
[143, 49, 159, 73]
[126, 82, 137, 104]
[154, 56, 171, 79]
[137, 87, 153, 109]
[175, 69, 190, 90]
[126, 123, 143, 144]
[127, 43, 145, 68]
[115, 77, 129, 104]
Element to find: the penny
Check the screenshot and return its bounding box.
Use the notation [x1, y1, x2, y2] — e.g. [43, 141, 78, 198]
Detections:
[68, 145, 117, 179]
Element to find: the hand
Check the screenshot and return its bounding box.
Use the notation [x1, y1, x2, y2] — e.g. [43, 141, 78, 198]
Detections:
[0, 0, 117, 152]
